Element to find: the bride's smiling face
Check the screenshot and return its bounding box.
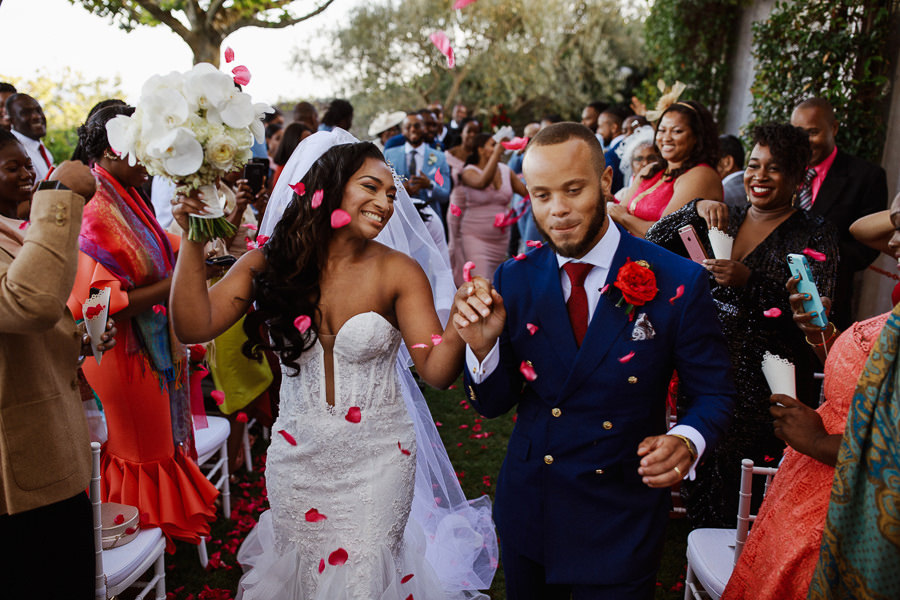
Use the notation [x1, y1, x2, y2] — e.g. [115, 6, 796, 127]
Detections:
[339, 157, 397, 238]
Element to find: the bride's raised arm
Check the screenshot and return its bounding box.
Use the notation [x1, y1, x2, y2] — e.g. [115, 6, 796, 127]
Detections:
[169, 194, 260, 344]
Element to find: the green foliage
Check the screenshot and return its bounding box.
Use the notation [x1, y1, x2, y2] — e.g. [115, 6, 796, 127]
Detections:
[298, 0, 647, 134]
[644, 0, 749, 124]
[749, 0, 898, 163]
[0, 69, 124, 160]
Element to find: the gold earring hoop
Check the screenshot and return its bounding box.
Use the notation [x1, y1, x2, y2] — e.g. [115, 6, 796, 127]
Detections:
[103, 149, 119, 161]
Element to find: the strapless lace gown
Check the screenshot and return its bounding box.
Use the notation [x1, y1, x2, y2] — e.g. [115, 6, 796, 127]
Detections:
[236, 312, 455, 599]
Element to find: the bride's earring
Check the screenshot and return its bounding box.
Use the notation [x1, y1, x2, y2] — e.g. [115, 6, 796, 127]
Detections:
[103, 149, 119, 161]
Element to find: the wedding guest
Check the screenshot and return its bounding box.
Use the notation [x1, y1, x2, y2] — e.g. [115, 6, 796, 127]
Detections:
[623, 114, 649, 136]
[448, 133, 529, 285]
[419, 108, 443, 149]
[318, 98, 353, 132]
[718, 134, 746, 209]
[611, 100, 723, 237]
[66, 105, 218, 550]
[7, 94, 53, 181]
[270, 122, 314, 189]
[445, 118, 481, 184]
[646, 122, 839, 527]
[540, 113, 563, 129]
[580, 100, 607, 135]
[367, 110, 405, 152]
[265, 123, 283, 168]
[598, 107, 627, 192]
[429, 101, 448, 146]
[790, 97, 887, 329]
[723, 199, 899, 600]
[70, 99, 127, 164]
[0, 136, 115, 599]
[443, 102, 468, 149]
[614, 126, 659, 202]
[456, 122, 735, 599]
[0, 82, 16, 131]
[292, 101, 319, 130]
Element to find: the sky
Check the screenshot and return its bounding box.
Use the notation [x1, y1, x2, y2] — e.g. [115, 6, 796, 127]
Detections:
[0, 0, 353, 105]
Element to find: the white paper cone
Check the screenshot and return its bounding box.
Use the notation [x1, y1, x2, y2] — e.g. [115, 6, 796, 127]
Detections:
[83, 288, 111, 365]
[708, 227, 733, 260]
[761, 351, 796, 398]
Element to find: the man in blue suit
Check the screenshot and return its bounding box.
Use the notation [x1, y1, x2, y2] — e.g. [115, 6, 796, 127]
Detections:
[384, 113, 451, 222]
[454, 122, 735, 599]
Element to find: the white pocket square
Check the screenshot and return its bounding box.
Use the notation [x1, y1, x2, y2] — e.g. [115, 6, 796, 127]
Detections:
[631, 313, 656, 340]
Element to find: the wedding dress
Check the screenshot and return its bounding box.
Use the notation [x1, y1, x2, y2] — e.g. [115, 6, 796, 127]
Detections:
[237, 129, 497, 599]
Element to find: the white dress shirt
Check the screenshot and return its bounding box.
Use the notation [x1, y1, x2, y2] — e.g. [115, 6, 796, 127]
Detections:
[12, 129, 53, 181]
[464, 218, 705, 478]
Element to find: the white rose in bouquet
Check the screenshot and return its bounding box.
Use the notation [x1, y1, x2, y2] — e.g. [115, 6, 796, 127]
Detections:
[205, 134, 240, 171]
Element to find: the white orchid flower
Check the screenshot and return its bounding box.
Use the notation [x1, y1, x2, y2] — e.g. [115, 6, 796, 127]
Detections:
[145, 127, 204, 177]
[105, 114, 140, 166]
[183, 62, 234, 112]
[140, 87, 190, 132]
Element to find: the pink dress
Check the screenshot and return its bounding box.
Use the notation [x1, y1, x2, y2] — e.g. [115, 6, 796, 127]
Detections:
[622, 164, 716, 223]
[722, 312, 890, 600]
[448, 163, 514, 285]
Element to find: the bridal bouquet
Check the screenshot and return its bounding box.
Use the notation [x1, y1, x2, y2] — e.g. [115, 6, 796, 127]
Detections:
[106, 62, 272, 241]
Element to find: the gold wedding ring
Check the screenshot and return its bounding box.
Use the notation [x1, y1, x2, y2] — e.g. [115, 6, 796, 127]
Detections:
[673, 465, 682, 477]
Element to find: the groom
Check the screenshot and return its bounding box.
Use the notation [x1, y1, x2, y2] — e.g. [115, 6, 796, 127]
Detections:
[454, 122, 735, 599]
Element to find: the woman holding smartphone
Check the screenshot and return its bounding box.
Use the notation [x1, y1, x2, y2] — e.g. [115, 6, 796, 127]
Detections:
[646, 123, 840, 528]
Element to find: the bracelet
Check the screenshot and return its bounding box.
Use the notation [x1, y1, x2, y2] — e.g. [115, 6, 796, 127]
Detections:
[668, 434, 698, 462]
[805, 322, 837, 347]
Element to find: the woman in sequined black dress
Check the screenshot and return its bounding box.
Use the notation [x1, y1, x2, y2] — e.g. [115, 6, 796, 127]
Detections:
[646, 123, 839, 527]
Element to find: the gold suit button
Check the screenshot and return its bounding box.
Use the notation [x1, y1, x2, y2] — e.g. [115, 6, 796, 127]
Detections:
[603, 421, 613, 430]
[628, 376, 638, 384]
[551, 407, 561, 417]
[543, 454, 554, 465]
[595, 468, 604, 475]
[55, 212, 66, 225]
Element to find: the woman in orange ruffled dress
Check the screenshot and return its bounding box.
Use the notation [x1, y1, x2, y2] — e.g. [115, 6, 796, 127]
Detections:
[66, 105, 217, 550]
[722, 198, 900, 599]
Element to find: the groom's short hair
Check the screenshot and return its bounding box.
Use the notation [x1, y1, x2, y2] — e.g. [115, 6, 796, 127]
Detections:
[526, 122, 606, 178]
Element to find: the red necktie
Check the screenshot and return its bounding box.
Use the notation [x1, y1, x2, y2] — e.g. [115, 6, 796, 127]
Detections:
[563, 262, 593, 347]
[37, 143, 51, 169]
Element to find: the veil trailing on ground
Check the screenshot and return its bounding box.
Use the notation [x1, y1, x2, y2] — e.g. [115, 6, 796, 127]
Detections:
[259, 129, 498, 594]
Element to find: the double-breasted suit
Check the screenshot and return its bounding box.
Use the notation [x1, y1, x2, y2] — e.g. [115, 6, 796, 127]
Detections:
[465, 224, 735, 586]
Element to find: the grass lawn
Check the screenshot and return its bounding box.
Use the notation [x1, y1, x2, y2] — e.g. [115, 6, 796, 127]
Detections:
[160, 377, 690, 599]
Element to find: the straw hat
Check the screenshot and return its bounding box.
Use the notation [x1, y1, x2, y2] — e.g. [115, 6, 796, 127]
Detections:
[368, 111, 407, 137]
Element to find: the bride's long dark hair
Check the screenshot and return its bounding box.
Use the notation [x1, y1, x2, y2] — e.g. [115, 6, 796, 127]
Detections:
[242, 141, 386, 374]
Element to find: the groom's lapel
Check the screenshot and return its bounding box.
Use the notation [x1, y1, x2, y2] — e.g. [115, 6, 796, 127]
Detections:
[561, 226, 633, 397]
[529, 247, 578, 369]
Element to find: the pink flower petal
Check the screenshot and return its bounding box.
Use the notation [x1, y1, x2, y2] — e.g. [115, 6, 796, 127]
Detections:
[236, 412, 248, 423]
[463, 261, 476, 282]
[318, 558, 325, 573]
[618, 351, 635, 363]
[493, 213, 506, 228]
[453, 0, 477, 7]
[124, 526, 136, 535]
[431, 334, 443, 345]
[345, 406, 361, 423]
[311, 189, 324, 208]
[224, 47, 235, 63]
[398, 441, 411, 456]
[763, 307, 782, 318]
[331, 208, 351, 228]
[429, 31, 455, 68]
[599, 283, 610, 295]
[526, 323, 538, 335]
[513, 253, 527, 261]
[501, 137, 529, 151]
[232, 65, 251, 86]
[764, 455, 775, 462]
[519, 360, 537, 381]
[114, 513, 124, 524]
[85, 304, 106, 320]
[328, 548, 349, 566]
[406, 595, 414, 600]
[526, 240, 543, 248]
[152, 304, 166, 316]
[669, 284, 684, 304]
[434, 169, 444, 187]
[290, 181, 306, 197]
[802, 247, 827, 261]
[244, 223, 257, 231]
[449, 203, 462, 217]
[277, 429, 297, 445]
[294, 315, 312, 333]
[256, 235, 269, 247]
[211, 390, 225, 406]
[17, 221, 28, 230]
[401, 573, 414, 584]
[304, 508, 327, 522]
[411, 343, 428, 349]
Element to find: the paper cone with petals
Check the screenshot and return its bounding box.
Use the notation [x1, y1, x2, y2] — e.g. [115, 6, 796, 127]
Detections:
[761, 351, 796, 398]
[83, 287, 111, 365]
[708, 227, 733, 260]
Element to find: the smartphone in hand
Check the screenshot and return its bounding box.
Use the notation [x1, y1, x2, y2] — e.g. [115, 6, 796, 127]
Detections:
[678, 225, 708, 264]
[787, 253, 828, 328]
[243, 158, 269, 194]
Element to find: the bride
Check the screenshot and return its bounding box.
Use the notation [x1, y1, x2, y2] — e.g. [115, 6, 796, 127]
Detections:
[169, 129, 497, 599]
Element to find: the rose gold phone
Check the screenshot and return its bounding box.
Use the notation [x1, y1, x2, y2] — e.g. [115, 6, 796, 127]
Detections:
[678, 225, 708, 264]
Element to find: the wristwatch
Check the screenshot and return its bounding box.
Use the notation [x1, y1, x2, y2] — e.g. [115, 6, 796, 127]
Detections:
[669, 434, 698, 462]
[36, 180, 69, 192]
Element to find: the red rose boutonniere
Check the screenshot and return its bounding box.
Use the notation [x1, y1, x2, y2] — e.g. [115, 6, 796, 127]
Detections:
[612, 258, 658, 320]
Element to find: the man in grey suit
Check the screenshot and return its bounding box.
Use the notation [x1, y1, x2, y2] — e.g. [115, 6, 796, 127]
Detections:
[717, 134, 745, 210]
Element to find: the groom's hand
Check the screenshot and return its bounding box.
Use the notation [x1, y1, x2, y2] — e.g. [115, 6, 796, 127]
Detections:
[453, 276, 506, 360]
[636, 435, 693, 488]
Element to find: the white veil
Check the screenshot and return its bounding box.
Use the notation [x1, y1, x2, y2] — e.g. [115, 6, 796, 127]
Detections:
[259, 129, 498, 594]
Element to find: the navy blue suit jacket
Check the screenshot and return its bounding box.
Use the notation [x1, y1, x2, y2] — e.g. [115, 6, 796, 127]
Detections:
[464, 225, 735, 584]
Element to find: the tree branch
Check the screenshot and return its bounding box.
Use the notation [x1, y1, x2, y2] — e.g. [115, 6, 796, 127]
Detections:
[224, 0, 338, 34]
[205, 0, 226, 26]
[133, 0, 193, 40]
